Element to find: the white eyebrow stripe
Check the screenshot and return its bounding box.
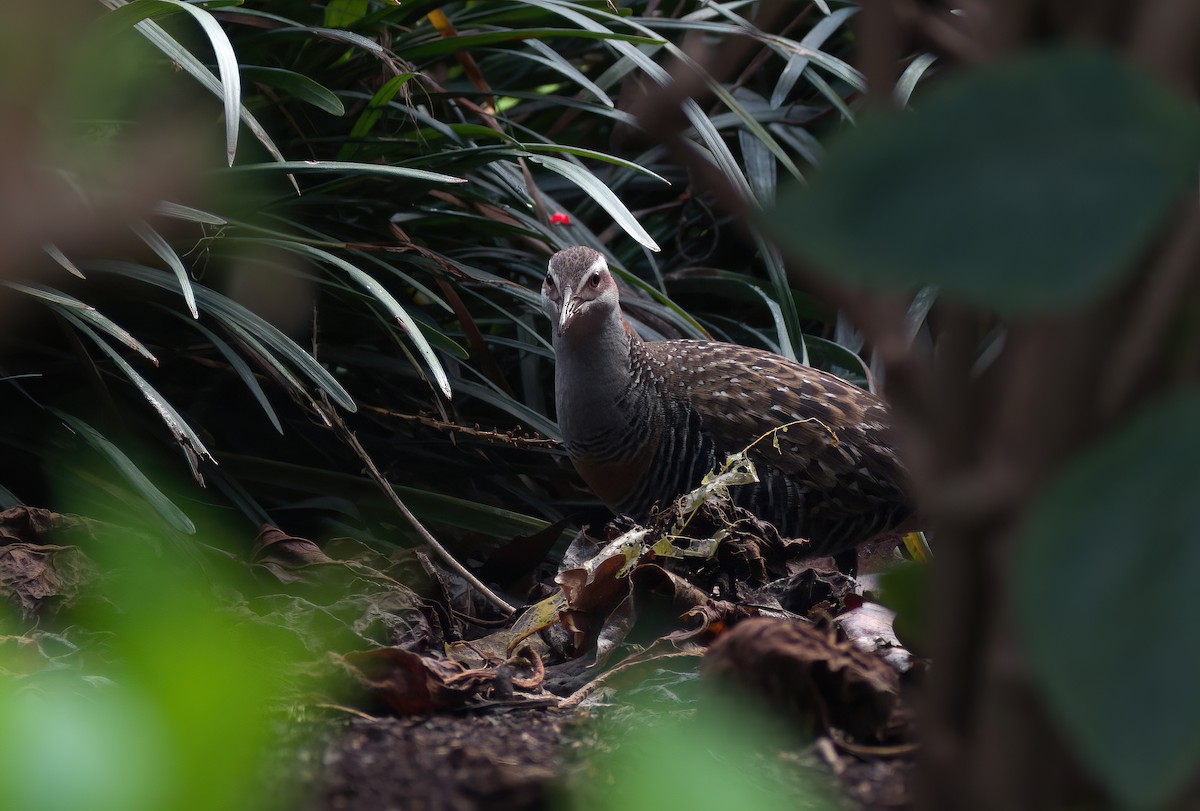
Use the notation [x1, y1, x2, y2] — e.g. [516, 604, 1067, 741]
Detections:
[587, 255, 607, 276]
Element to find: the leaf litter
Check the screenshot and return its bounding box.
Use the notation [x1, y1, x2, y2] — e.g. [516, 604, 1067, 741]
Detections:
[0, 455, 923, 809]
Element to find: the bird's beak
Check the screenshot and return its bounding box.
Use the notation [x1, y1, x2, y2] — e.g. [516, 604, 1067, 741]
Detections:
[559, 286, 581, 333]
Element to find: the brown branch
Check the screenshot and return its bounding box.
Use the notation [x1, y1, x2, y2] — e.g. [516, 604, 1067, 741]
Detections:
[360, 403, 559, 448]
[1128, 0, 1200, 98]
[1099, 199, 1200, 418]
[328, 407, 517, 616]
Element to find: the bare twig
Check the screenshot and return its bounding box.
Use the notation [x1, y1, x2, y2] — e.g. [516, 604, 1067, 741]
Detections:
[1099, 200, 1200, 418]
[329, 407, 517, 616]
[1129, 0, 1200, 97]
[361, 404, 559, 447]
[556, 649, 702, 709]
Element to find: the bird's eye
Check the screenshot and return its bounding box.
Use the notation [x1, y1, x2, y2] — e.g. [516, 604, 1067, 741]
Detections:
[589, 272, 601, 287]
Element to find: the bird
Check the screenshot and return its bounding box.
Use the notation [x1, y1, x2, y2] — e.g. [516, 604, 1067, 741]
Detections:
[540, 245, 913, 559]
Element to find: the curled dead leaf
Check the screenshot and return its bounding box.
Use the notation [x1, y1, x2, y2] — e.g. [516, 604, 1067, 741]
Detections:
[702, 617, 911, 744]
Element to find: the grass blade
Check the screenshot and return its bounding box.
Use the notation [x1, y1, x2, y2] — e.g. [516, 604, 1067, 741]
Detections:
[53, 410, 197, 534]
[131, 219, 199, 318]
[528, 155, 660, 251]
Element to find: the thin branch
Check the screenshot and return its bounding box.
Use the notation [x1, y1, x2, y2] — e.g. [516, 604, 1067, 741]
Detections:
[360, 403, 559, 448]
[1100, 200, 1200, 418]
[556, 649, 702, 709]
[328, 407, 517, 616]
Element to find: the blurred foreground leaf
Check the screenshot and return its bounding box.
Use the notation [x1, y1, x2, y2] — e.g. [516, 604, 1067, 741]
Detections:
[567, 692, 834, 811]
[0, 504, 294, 811]
[1015, 389, 1200, 809]
[766, 47, 1200, 316]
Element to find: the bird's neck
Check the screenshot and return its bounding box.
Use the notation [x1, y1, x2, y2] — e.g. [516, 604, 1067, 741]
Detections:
[553, 313, 646, 445]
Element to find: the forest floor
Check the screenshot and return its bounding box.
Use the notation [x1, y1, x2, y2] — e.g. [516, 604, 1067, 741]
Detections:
[2, 504, 918, 810]
[284, 700, 913, 810]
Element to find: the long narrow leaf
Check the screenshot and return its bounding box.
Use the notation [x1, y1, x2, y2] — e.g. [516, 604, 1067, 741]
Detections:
[227, 160, 466, 185]
[99, 0, 291, 181]
[7, 282, 159, 364]
[242, 66, 346, 115]
[338, 73, 415, 160]
[53, 410, 196, 534]
[249, 239, 453, 399]
[154, 201, 228, 225]
[527, 155, 660, 251]
[131, 219, 199, 318]
[102, 0, 241, 163]
[173, 312, 285, 434]
[58, 312, 213, 472]
[895, 53, 938, 107]
[85, 261, 357, 412]
[43, 244, 86, 279]
[522, 39, 614, 107]
[770, 6, 857, 107]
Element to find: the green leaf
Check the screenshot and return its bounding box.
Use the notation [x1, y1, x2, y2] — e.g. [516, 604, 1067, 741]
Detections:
[53, 411, 196, 534]
[894, 53, 936, 107]
[86, 261, 357, 412]
[99, 0, 292, 181]
[338, 73, 415, 159]
[575, 691, 834, 811]
[227, 160, 465, 185]
[527, 155, 660, 251]
[323, 0, 368, 28]
[153, 201, 227, 225]
[250, 239, 453, 400]
[43, 244, 86, 279]
[7, 282, 159, 364]
[175, 313, 284, 434]
[131, 219, 198, 318]
[770, 7, 857, 108]
[401, 28, 661, 60]
[241, 66, 345, 115]
[522, 39, 614, 107]
[103, 0, 242, 164]
[1015, 389, 1200, 809]
[58, 313, 213, 472]
[765, 47, 1200, 316]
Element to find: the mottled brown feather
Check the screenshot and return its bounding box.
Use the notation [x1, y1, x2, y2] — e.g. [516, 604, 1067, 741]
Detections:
[642, 339, 908, 529]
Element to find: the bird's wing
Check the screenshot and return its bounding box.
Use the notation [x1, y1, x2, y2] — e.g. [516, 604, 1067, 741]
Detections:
[645, 340, 905, 494]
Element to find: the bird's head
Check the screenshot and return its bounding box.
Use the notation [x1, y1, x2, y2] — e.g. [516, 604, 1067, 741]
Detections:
[541, 246, 621, 339]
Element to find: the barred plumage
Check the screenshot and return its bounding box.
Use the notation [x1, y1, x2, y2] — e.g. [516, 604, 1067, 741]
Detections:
[541, 246, 912, 558]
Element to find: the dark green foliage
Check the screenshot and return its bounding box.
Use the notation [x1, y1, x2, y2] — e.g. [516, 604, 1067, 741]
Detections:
[1016, 389, 1200, 809]
[1, 1, 871, 562]
[766, 47, 1200, 316]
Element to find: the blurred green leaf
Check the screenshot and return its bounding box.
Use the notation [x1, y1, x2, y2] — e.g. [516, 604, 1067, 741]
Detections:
[876, 561, 928, 655]
[0, 493, 294, 811]
[766, 47, 1200, 316]
[54, 411, 197, 534]
[569, 692, 834, 811]
[1016, 389, 1200, 809]
[324, 0, 367, 28]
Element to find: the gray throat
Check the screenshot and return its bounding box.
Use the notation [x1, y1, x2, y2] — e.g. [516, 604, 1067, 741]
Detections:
[553, 316, 640, 457]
